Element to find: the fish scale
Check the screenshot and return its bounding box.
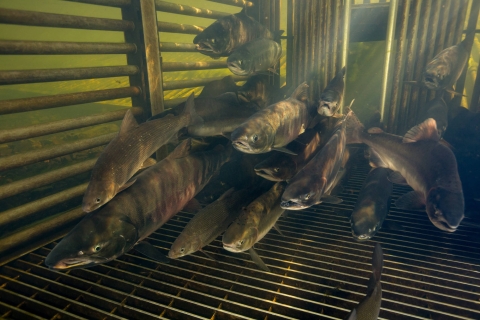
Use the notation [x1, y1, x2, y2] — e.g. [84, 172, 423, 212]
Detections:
[45, 141, 230, 269]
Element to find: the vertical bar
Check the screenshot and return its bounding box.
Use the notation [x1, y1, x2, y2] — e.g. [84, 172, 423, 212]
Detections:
[379, 0, 399, 122]
[433, 0, 452, 99]
[341, 0, 352, 114]
[387, 0, 411, 133]
[140, 0, 165, 117]
[398, 0, 421, 134]
[406, 0, 432, 130]
[331, 0, 342, 77]
[471, 64, 480, 112]
[417, 0, 441, 115]
[286, 0, 293, 88]
[452, 0, 480, 108]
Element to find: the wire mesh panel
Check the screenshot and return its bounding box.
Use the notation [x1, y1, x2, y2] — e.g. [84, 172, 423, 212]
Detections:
[1, 151, 479, 320]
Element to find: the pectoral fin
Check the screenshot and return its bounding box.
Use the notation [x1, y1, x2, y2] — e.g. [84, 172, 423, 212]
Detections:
[248, 248, 270, 272]
[135, 241, 170, 263]
[395, 191, 425, 210]
[273, 223, 284, 236]
[118, 178, 137, 193]
[139, 158, 156, 169]
[200, 249, 216, 261]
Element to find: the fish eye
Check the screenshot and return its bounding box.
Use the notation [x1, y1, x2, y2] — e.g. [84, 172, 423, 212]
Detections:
[238, 240, 244, 245]
[95, 198, 101, 203]
[252, 134, 258, 142]
[211, 38, 216, 44]
[274, 168, 280, 173]
[180, 247, 185, 253]
[94, 245, 101, 252]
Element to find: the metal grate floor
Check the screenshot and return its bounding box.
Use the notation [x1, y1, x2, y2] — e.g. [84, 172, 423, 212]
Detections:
[1, 155, 480, 320]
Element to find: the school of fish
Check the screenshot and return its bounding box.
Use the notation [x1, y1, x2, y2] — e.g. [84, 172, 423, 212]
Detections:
[44, 8, 472, 320]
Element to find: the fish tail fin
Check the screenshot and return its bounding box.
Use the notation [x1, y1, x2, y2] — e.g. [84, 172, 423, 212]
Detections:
[345, 106, 364, 144]
[372, 243, 383, 282]
[183, 92, 204, 127]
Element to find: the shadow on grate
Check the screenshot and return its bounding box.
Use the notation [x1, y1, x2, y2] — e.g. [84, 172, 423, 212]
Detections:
[1, 155, 480, 320]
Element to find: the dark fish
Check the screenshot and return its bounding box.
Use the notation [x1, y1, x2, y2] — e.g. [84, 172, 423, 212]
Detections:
[254, 125, 324, 181]
[82, 94, 203, 213]
[149, 93, 259, 138]
[237, 74, 283, 109]
[423, 38, 469, 91]
[318, 67, 346, 117]
[227, 39, 282, 76]
[198, 75, 239, 98]
[231, 82, 312, 154]
[281, 111, 350, 210]
[45, 139, 231, 269]
[351, 168, 393, 241]
[168, 183, 271, 259]
[223, 182, 286, 253]
[344, 243, 383, 320]
[196, 152, 269, 204]
[193, 8, 273, 58]
[347, 112, 464, 232]
[417, 97, 448, 138]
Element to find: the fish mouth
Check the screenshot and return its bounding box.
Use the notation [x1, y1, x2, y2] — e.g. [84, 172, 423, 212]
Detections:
[280, 200, 307, 210]
[223, 243, 242, 253]
[227, 62, 247, 76]
[195, 42, 215, 52]
[48, 258, 96, 270]
[423, 74, 439, 89]
[317, 102, 334, 116]
[430, 218, 458, 233]
[232, 139, 254, 153]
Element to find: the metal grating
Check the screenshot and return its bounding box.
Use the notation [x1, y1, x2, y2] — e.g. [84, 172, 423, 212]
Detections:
[1, 152, 480, 320]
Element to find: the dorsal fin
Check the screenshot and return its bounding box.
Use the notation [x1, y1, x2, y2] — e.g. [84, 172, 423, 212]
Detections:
[290, 82, 309, 102]
[339, 66, 346, 77]
[119, 109, 139, 135]
[167, 138, 192, 159]
[403, 118, 439, 143]
[238, 7, 249, 17]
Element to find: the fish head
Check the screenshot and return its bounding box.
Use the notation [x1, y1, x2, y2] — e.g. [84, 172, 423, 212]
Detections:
[82, 179, 117, 213]
[193, 22, 229, 57]
[223, 206, 260, 252]
[280, 177, 325, 210]
[350, 201, 381, 241]
[227, 53, 253, 76]
[45, 213, 138, 269]
[423, 64, 449, 90]
[426, 187, 464, 232]
[254, 155, 296, 181]
[168, 233, 201, 259]
[231, 121, 275, 154]
[318, 91, 340, 117]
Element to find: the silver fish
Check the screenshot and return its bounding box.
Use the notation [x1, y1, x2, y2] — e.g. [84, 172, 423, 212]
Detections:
[227, 39, 282, 76]
[231, 82, 312, 154]
[82, 93, 202, 213]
